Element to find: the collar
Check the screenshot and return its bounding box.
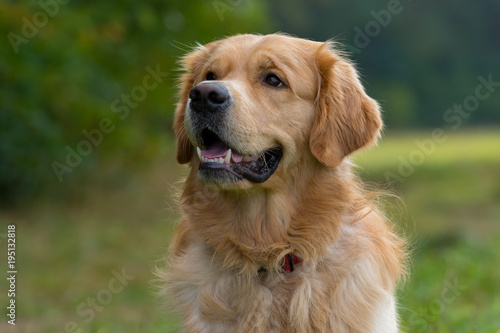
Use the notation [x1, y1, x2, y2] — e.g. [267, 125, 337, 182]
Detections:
[258, 253, 303, 274]
[281, 253, 302, 273]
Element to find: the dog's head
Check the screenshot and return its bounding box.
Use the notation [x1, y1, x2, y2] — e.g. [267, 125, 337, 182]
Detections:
[174, 34, 382, 189]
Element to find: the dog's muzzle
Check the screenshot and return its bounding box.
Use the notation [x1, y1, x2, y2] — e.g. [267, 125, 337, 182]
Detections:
[187, 82, 282, 185]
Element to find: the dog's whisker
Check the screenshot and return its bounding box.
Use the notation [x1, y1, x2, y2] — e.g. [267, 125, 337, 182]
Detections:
[170, 41, 193, 53]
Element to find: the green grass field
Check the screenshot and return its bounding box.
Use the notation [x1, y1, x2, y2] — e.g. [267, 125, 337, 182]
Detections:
[1, 130, 499, 332]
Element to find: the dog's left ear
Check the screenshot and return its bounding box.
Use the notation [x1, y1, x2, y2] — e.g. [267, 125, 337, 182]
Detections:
[174, 47, 203, 164]
[310, 42, 383, 167]
[174, 42, 220, 164]
[173, 90, 194, 164]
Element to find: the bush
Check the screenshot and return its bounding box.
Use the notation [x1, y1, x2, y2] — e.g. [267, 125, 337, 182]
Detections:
[0, 0, 271, 204]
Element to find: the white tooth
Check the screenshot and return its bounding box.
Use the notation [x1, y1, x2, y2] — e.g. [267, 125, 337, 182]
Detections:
[203, 157, 207, 162]
[224, 149, 232, 164]
[218, 157, 224, 164]
[196, 147, 201, 160]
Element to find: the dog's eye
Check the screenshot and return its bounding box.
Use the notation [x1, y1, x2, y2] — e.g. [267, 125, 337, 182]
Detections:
[264, 74, 284, 88]
[206, 72, 217, 81]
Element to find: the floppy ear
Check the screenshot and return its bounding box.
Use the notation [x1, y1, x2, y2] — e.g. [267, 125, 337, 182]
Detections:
[310, 42, 383, 167]
[174, 43, 217, 164]
[173, 87, 194, 164]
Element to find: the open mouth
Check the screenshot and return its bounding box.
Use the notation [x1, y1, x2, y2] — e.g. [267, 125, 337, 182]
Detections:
[196, 129, 282, 184]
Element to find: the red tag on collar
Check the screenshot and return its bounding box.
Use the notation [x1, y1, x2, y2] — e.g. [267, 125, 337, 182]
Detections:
[281, 253, 302, 273]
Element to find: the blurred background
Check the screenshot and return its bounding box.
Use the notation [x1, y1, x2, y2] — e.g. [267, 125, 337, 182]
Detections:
[1, 0, 499, 332]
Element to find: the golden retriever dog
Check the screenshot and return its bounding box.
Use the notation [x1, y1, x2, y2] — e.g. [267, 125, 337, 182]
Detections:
[158, 33, 406, 332]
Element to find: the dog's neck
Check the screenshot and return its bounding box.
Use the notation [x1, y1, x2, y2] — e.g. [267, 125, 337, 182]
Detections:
[180, 160, 360, 273]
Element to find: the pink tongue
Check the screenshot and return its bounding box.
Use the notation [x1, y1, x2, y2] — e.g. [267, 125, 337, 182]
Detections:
[232, 152, 243, 163]
[201, 141, 243, 162]
[201, 141, 227, 158]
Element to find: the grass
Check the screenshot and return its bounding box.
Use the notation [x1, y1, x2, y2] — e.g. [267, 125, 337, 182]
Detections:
[1, 130, 499, 332]
[354, 130, 500, 332]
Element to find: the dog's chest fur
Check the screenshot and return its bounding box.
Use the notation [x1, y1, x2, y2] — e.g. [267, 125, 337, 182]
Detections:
[164, 216, 399, 333]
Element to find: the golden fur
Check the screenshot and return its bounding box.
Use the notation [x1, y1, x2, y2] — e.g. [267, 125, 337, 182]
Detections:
[158, 33, 406, 332]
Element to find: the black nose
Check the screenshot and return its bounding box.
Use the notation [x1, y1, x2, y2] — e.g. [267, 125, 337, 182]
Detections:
[189, 82, 230, 113]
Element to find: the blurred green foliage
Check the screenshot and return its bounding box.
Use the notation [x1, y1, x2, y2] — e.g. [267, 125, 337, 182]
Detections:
[0, 0, 271, 204]
[269, 0, 500, 128]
